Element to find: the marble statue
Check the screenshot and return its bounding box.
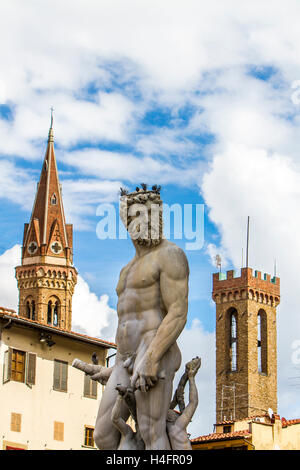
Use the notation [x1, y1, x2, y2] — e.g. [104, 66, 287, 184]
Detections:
[73, 185, 199, 450]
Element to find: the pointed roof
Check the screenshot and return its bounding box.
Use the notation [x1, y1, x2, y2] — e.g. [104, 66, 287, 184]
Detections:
[22, 117, 70, 262]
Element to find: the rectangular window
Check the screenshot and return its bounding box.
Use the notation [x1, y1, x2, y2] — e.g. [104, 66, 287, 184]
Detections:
[83, 374, 97, 399]
[54, 421, 64, 441]
[11, 413, 22, 432]
[84, 426, 95, 447]
[53, 360, 68, 392]
[223, 425, 232, 433]
[3, 349, 36, 386]
[11, 350, 26, 382]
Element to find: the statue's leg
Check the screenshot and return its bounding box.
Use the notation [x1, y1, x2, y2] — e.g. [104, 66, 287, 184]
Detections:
[94, 363, 130, 450]
[134, 343, 181, 450]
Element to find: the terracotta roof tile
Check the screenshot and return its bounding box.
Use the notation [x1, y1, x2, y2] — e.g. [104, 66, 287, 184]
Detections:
[215, 414, 268, 425]
[191, 429, 252, 444]
[0, 306, 16, 314]
[282, 418, 300, 427]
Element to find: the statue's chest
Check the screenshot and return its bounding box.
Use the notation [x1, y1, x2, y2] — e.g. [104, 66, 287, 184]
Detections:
[117, 257, 159, 294]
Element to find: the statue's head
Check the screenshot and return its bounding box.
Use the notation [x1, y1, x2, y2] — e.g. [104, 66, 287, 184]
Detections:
[120, 184, 163, 247]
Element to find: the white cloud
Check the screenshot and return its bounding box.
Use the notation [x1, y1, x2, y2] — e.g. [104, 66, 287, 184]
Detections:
[72, 275, 117, 343]
[62, 148, 198, 186]
[0, 245, 21, 311]
[0, 160, 36, 210]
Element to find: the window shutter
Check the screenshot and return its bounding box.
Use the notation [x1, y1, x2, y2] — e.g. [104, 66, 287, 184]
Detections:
[61, 362, 68, 392]
[83, 374, 90, 397]
[26, 353, 36, 386]
[3, 348, 12, 383]
[53, 360, 60, 390]
[54, 421, 64, 441]
[11, 413, 22, 432]
[91, 378, 97, 398]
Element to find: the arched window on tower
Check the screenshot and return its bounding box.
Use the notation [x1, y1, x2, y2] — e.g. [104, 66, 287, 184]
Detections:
[229, 310, 237, 372]
[47, 301, 52, 325]
[47, 298, 60, 327]
[53, 301, 59, 326]
[258, 310, 268, 374]
[26, 301, 31, 319]
[25, 297, 35, 320]
[31, 300, 35, 321]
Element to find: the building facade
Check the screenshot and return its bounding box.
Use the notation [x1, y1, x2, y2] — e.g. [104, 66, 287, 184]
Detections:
[0, 307, 114, 450]
[0, 124, 116, 450]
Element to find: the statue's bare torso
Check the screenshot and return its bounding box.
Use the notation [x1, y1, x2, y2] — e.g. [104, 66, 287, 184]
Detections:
[117, 243, 170, 357]
[94, 239, 189, 450]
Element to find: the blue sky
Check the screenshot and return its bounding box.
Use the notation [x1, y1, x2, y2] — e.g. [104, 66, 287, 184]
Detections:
[2, 0, 300, 436]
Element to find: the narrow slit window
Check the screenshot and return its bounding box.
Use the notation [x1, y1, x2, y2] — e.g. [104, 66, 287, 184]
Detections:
[230, 313, 237, 372]
[258, 310, 268, 374]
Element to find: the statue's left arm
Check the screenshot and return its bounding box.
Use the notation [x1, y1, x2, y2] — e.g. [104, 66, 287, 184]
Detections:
[131, 246, 189, 391]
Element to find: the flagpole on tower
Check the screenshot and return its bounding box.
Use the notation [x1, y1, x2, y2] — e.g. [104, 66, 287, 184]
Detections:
[246, 216, 250, 268]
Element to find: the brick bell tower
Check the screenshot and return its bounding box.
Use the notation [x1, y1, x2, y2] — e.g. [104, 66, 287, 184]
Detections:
[15, 118, 77, 331]
[212, 267, 280, 422]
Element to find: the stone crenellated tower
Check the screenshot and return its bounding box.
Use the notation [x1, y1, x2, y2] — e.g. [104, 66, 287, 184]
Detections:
[15, 122, 77, 331]
[212, 267, 280, 422]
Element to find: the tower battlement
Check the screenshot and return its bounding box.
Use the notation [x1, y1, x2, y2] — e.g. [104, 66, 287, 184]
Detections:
[212, 267, 280, 305]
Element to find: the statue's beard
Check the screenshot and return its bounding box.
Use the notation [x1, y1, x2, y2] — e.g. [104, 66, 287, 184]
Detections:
[135, 236, 162, 247]
[128, 220, 163, 247]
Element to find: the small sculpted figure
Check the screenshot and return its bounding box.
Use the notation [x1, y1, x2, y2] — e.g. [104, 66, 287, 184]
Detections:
[93, 185, 189, 450]
[166, 357, 201, 450]
[111, 386, 145, 450]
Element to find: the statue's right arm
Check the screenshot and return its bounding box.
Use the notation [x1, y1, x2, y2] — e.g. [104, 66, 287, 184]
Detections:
[72, 358, 114, 385]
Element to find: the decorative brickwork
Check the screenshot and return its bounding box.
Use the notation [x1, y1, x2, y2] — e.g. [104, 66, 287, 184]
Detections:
[213, 267, 280, 423]
[15, 125, 77, 331]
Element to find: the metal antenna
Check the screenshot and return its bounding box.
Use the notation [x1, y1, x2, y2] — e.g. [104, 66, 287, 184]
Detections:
[242, 247, 244, 268]
[246, 216, 250, 268]
[274, 259, 277, 277]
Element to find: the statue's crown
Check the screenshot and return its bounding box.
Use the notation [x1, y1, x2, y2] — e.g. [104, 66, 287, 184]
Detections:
[120, 183, 161, 199]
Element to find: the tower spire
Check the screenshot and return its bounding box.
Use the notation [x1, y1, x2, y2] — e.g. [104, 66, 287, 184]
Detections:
[15, 119, 77, 330]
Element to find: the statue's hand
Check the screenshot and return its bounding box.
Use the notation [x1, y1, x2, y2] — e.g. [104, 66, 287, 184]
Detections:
[90, 368, 110, 385]
[186, 356, 201, 378]
[131, 353, 159, 392]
